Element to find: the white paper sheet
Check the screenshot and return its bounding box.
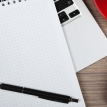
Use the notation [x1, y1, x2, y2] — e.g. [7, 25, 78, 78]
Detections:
[0, 0, 85, 106]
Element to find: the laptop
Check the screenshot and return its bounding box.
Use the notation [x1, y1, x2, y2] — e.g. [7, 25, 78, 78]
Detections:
[54, 0, 107, 72]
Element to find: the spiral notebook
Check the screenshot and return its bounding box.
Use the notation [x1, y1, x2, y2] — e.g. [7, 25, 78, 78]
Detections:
[0, 0, 85, 107]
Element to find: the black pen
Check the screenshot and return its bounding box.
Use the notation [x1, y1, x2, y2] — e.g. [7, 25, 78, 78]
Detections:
[0, 83, 78, 104]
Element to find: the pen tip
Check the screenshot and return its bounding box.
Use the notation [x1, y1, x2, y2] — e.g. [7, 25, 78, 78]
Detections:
[70, 98, 78, 103]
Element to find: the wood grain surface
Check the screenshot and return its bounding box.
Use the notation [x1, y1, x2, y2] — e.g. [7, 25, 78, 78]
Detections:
[77, 0, 107, 107]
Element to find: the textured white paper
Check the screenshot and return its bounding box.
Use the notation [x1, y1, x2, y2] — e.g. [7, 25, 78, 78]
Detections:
[0, 0, 85, 107]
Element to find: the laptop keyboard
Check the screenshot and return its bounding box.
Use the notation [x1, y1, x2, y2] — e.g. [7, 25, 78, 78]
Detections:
[54, 0, 81, 25]
[58, 11, 69, 23]
[69, 9, 80, 18]
[55, 0, 74, 12]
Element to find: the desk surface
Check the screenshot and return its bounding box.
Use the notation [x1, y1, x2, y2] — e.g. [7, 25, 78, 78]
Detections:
[77, 0, 107, 107]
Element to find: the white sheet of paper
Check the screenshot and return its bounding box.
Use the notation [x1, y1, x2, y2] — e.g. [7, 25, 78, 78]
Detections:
[0, 0, 85, 107]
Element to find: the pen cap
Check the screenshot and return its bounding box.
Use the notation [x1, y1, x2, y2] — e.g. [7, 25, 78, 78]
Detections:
[1, 83, 23, 93]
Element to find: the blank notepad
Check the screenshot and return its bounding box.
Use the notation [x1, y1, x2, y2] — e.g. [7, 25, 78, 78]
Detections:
[0, 0, 85, 107]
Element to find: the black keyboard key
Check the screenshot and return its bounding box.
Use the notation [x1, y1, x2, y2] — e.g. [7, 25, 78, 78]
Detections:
[58, 11, 66, 19]
[55, 0, 74, 12]
[69, 10, 80, 18]
[58, 11, 69, 23]
[2, 0, 6, 2]
[60, 16, 69, 23]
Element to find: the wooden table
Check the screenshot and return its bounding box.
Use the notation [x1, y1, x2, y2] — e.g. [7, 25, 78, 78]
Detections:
[77, 1, 107, 107]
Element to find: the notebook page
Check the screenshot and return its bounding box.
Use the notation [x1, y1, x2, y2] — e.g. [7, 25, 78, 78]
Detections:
[0, 0, 85, 107]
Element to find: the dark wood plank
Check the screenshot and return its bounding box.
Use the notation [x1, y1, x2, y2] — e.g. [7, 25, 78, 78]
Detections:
[77, 1, 107, 107]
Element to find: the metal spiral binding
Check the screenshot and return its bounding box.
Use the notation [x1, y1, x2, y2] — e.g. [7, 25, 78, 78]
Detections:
[0, 0, 26, 6]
